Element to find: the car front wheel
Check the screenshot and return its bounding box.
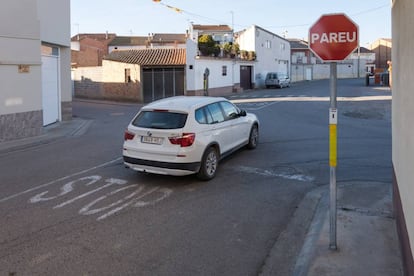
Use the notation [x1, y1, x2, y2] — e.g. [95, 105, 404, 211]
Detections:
[247, 124, 259, 149]
[197, 147, 219, 181]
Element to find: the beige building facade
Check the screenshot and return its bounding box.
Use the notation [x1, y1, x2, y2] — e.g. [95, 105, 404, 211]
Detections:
[0, 0, 71, 142]
[392, 0, 414, 274]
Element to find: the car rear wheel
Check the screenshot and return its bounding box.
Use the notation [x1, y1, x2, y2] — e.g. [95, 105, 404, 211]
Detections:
[197, 147, 218, 180]
[247, 124, 259, 149]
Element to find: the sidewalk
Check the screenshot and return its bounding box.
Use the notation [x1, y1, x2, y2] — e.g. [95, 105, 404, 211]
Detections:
[0, 118, 91, 155]
[294, 181, 403, 276]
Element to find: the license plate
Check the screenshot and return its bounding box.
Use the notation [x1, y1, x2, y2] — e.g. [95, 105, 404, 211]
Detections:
[141, 136, 163, 145]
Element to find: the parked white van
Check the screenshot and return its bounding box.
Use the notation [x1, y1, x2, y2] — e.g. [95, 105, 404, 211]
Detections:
[265, 72, 290, 88]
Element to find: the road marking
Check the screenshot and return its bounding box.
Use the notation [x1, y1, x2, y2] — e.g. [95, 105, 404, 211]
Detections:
[234, 165, 314, 182]
[0, 157, 122, 204]
[30, 175, 102, 203]
[53, 178, 127, 209]
[95, 186, 163, 221]
[79, 184, 142, 217]
[24, 173, 174, 221]
[231, 95, 391, 104]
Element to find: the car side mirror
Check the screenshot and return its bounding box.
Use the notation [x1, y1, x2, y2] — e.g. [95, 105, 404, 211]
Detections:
[239, 110, 247, 117]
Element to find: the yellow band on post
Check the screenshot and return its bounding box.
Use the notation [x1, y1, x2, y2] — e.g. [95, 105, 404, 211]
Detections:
[329, 124, 337, 167]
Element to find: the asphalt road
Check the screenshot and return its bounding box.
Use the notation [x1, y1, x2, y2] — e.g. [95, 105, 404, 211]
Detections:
[0, 79, 392, 275]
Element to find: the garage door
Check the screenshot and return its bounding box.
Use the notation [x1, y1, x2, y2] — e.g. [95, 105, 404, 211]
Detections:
[42, 55, 59, 126]
[143, 67, 184, 103]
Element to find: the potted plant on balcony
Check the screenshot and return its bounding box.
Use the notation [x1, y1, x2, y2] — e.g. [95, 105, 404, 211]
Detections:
[198, 35, 220, 57]
[223, 42, 240, 58]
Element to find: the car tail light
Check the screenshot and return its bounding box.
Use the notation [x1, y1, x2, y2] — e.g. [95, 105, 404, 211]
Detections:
[169, 133, 195, 147]
[124, 131, 135, 141]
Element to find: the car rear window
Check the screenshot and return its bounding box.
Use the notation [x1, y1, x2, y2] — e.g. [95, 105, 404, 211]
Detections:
[132, 110, 187, 129]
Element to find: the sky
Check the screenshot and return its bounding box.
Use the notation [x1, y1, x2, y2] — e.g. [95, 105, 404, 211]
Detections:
[71, 0, 391, 47]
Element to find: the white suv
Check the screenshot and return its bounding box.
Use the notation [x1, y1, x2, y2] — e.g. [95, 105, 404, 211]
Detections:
[123, 96, 259, 180]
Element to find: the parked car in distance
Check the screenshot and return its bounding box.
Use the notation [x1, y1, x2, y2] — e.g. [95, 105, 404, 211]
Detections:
[123, 96, 259, 180]
[265, 72, 290, 88]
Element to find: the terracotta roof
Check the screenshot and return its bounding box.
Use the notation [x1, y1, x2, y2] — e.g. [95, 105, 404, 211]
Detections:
[104, 48, 186, 66]
[192, 24, 232, 31]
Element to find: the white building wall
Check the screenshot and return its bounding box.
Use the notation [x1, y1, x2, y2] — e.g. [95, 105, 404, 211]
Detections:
[38, 0, 71, 105]
[392, 0, 414, 267]
[237, 25, 290, 88]
[192, 59, 237, 91]
[0, 1, 42, 117]
[186, 39, 198, 91]
[186, 38, 241, 95]
[0, 0, 71, 141]
[37, 0, 70, 46]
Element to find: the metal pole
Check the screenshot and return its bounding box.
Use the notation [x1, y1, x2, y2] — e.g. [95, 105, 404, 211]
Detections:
[357, 44, 360, 78]
[329, 62, 338, 250]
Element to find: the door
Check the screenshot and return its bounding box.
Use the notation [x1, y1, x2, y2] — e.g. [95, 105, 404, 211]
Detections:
[42, 55, 60, 126]
[240, 66, 252, 90]
[305, 68, 312, 81]
[143, 67, 185, 103]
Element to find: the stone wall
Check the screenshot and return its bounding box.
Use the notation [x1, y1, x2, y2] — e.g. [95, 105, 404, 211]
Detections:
[61, 101, 72, 121]
[0, 110, 43, 142]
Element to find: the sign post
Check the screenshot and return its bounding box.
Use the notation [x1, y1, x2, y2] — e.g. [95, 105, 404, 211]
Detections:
[309, 13, 359, 250]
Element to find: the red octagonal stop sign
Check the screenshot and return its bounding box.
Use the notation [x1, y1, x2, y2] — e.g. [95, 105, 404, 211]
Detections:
[309, 13, 359, 61]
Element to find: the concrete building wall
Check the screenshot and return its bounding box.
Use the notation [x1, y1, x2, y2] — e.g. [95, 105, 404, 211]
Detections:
[370, 39, 392, 70]
[0, 1, 43, 141]
[185, 39, 198, 92]
[392, 0, 414, 274]
[73, 67, 104, 99]
[0, 0, 71, 142]
[37, 0, 70, 46]
[73, 62, 142, 102]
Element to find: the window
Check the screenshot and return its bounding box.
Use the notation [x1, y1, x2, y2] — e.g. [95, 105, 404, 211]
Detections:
[195, 108, 207, 124]
[206, 103, 225, 124]
[132, 111, 188, 129]
[220, 101, 239, 120]
[222, 66, 227, 76]
[280, 43, 286, 51]
[266, 40, 272, 49]
[125, 68, 131, 83]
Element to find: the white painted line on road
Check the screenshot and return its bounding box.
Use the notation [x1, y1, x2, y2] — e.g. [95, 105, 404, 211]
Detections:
[234, 166, 315, 182]
[0, 157, 122, 204]
[231, 95, 391, 104]
[236, 101, 281, 111]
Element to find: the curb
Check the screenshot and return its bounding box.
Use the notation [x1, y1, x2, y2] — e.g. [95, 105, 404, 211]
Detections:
[259, 186, 326, 276]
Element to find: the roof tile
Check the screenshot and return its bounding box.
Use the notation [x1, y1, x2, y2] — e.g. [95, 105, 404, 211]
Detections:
[104, 48, 186, 66]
